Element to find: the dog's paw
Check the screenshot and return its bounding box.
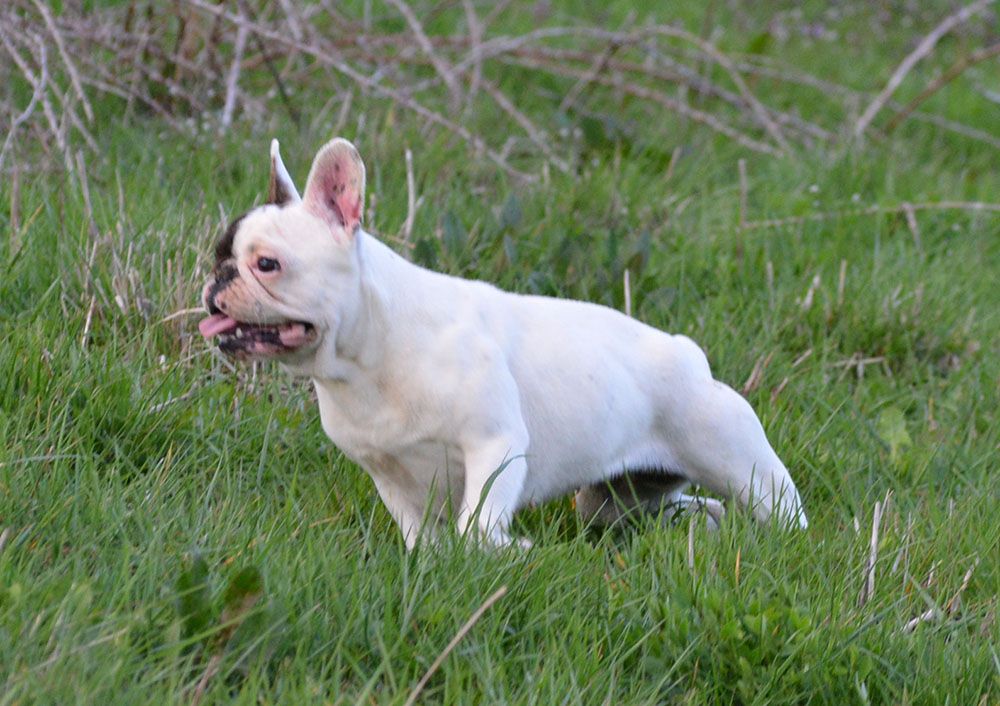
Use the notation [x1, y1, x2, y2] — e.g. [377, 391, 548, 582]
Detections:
[462, 525, 533, 551]
[701, 498, 726, 531]
[483, 531, 533, 551]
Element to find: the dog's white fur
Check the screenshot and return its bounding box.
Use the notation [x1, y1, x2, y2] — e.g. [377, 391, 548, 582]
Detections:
[207, 138, 807, 548]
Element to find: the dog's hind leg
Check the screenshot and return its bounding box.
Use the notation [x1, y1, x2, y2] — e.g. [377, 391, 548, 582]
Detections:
[652, 336, 807, 528]
[670, 381, 807, 527]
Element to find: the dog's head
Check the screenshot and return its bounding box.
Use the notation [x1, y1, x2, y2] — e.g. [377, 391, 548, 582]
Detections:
[199, 138, 367, 370]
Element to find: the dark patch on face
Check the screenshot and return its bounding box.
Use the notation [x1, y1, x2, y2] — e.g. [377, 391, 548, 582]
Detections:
[205, 261, 238, 315]
[214, 213, 247, 264]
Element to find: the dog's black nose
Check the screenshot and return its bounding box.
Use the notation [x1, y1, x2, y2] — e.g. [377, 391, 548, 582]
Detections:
[202, 280, 222, 315]
[204, 262, 239, 315]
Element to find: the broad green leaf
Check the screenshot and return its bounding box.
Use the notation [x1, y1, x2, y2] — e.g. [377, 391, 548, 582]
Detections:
[176, 555, 212, 642]
[223, 565, 264, 613]
[876, 406, 912, 462]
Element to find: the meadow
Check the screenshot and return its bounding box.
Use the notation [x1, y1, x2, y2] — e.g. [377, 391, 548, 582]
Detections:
[1, 1, 998, 703]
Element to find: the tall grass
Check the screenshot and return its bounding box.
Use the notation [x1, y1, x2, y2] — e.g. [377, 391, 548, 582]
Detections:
[2, 2, 998, 703]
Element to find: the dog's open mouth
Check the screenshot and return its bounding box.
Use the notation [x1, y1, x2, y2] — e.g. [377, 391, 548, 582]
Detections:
[198, 314, 317, 358]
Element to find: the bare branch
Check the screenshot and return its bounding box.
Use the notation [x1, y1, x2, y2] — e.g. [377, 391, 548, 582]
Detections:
[385, 0, 462, 108]
[0, 34, 48, 174]
[743, 200, 1000, 231]
[183, 0, 536, 181]
[479, 78, 570, 173]
[30, 0, 94, 122]
[558, 42, 617, 114]
[505, 55, 783, 156]
[3, 0, 994, 180]
[455, 24, 790, 152]
[0, 28, 73, 173]
[885, 42, 1000, 133]
[221, 23, 249, 130]
[905, 109, 1000, 150]
[460, 0, 483, 108]
[854, 0, 995, 138]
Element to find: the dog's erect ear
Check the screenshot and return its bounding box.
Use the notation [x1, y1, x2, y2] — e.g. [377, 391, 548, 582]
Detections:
[268, 139, 301, 206]
[302, 138, 365, 236]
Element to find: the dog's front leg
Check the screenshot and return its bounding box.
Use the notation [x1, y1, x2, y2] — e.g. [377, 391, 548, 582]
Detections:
[371, 475, 434, 550]
[459, 431, 529, 548]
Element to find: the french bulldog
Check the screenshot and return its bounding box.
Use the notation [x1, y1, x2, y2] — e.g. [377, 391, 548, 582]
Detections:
[199, 138, 807, 549]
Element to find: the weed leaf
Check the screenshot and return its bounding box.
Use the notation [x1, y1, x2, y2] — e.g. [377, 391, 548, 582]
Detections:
[176, 555, 212, 642]
[876, 406, 912, 462]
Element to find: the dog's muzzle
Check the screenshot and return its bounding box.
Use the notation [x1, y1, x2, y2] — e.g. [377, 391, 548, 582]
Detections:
[198, 264, 317, 359]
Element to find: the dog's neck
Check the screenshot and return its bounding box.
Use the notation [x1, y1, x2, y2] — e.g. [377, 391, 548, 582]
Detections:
[336, 230, 399, 362]
[308, 229, 423, 382]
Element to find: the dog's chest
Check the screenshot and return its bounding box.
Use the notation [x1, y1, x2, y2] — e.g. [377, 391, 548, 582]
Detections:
[312, 376, 457, 482]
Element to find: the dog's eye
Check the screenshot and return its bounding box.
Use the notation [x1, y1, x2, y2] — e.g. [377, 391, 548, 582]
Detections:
[257, 257, 280, 273]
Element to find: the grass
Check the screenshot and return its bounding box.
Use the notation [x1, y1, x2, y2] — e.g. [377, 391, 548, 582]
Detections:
[2, 2, 999, 703]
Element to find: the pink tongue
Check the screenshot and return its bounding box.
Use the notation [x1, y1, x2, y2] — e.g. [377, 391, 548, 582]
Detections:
[279, 323, 311, 347]
[198, 314, 238, 338]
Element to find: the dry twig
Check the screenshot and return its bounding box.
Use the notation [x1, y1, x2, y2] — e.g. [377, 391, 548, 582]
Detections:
[2, 0, 997, 183]
[0, 28, 74, 173]
[858, 493, 889, 607]
[460, 0, 483, 108]
[687, 515, 695, 570]
[741, 351, 773, 396]
[403, 586, 508, 706]
[902, 557, 979, 632]
[386, 0, 462, 108]
[29, 0, 93, 122]
[456, 24, 790, 152]
[885, 42, 1000, 132]
[504, 55, 782, 156]
[854, 0, 996, 138]
[478, 78, 570, 173]
[623, 269, 632, 317]
[221, 22, 249, 130]
[401, 147, 417, 246]
[0, 36, 48, 175]
[945, 558, 980, 616]
[184, 0, 536, 181]
[743, 200, 1000, 231]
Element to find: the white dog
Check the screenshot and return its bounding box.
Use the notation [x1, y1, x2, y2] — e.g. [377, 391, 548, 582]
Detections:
[199, 138, 807, 548]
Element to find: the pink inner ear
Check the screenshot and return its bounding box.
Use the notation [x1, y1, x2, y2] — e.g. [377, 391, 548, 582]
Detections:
[341, 194, 361, 227]
[322, 177, 361, 226]
[306, 155, 362, 232]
